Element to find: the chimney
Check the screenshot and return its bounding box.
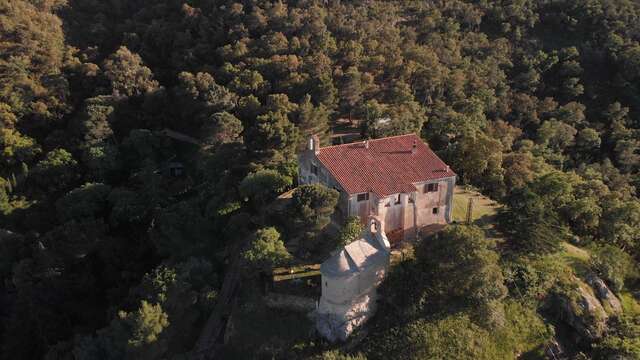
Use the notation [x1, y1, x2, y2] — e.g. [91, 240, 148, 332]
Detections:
[411, 139, 417, 154]
[309, 135, 320, 155]
[364, 140, 369, 149]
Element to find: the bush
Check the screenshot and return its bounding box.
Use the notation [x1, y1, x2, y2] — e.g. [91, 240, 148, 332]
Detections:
[239, 169, 292, 209]
[593, 314, 640, 359]
[590, 245, 636, 293]
[498, 187, 565, 254]
[362, 302, 551, 360]
[503, 256, 571, 303]
[243, 227, 291, 270]
[415, 225, 507, 309]
[288, 184, 338, 248]
[336, 216, 363, 248]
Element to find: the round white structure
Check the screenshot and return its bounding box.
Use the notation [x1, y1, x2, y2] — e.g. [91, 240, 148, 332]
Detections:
[316, 218, 390, 341]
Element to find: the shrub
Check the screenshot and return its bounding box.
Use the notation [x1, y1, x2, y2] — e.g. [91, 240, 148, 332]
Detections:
[590, 245, 636, 293]
[243, 227, 291, 270]
[336, 216, 363, 248]
[239, 169, 292, 209]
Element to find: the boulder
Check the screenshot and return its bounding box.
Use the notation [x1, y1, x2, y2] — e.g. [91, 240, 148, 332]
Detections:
[553, 274, 623, 343]
[554, 278, 607, 341]
[585, 273, 623, 315]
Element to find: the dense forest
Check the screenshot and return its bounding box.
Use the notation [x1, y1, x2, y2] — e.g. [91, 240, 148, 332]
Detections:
[1, 0, 640, 359]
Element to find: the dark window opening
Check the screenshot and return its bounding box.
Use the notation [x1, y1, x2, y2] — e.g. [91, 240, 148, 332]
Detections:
[395, 194, 401, 204]
[409, 197, 414, 203]
[357, 193, 369, 202]
[432, 207, 439, 214]
[425, 183, 439, 193]
[311, 163, 318, 175]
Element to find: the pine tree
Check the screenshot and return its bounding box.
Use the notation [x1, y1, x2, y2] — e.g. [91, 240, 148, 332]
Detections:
[295, 94, 331, 150]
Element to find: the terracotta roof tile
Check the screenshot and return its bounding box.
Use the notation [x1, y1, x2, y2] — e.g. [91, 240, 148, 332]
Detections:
[316, 134, 455, 197]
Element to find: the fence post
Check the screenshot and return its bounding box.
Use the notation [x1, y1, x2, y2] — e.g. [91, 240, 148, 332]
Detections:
[465, 197, 474, 224]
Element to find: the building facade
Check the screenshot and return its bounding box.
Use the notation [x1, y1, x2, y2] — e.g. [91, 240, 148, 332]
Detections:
[298, 134, 456, 241]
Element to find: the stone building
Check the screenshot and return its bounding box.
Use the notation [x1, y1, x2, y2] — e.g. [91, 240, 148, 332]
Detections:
[298, 133, 456, 243]
[315, 217, 390, 342]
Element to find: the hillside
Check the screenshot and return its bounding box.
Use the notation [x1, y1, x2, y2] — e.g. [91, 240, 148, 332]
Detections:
[1, 1, 640, 359]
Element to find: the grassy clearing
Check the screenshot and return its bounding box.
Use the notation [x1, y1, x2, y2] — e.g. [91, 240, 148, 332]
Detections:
[557, 242, 591, 276]
[452, 186, 500, 224]
[561, 242, 591, 262]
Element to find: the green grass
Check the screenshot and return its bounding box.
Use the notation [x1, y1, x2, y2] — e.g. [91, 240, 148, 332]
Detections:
[561, 242, 591, 262]
[537, 242, 592, 278]
[452, 186, 499, 224]
[558, 242, 591, 276]
[620, 291, 640, 317]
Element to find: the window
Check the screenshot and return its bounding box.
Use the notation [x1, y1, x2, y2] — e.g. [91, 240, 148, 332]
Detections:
[432, 207, 439, 214]
[425, 183, 439, 193]
[357, 193, 369, 202]
[395, 194, 401, 204]
[311, 163, 318, 176]
[408, 197, 414, 203]
[385, 201, 390, 207]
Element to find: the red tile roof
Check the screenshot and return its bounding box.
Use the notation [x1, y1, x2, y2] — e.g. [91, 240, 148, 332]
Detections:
[316, 134, 456, 197]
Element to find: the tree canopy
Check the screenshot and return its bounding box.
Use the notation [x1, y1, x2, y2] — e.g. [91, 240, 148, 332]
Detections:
[2, 0, 640, 358]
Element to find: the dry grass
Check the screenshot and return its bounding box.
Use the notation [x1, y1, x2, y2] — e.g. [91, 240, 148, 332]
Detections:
[452, 186, 500, 224]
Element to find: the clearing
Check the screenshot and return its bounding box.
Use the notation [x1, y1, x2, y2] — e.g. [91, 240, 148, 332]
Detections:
[452, 186, 500, 225]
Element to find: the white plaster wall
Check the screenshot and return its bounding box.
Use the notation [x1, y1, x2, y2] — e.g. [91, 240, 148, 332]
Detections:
[316, 291, 378, 342]
[321, 274, 358, 305]
[347, 193, 375, 221]
[377, 193, 406, 232]
[414, 179, 451, 226]
[321, 264, 387, 307]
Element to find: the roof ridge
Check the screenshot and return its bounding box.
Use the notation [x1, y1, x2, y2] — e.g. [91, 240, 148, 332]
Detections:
[319, 133, 418, 150]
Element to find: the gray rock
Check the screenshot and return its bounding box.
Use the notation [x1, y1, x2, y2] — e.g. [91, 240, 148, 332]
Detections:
[585, 273, 623, 315]
[554, 276, 609, 341]
[553, 273, 625, 345]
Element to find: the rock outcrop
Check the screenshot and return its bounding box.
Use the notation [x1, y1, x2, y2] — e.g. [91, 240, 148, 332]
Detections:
[553, 274, 623, 342]
[585, 273, 623, 315]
